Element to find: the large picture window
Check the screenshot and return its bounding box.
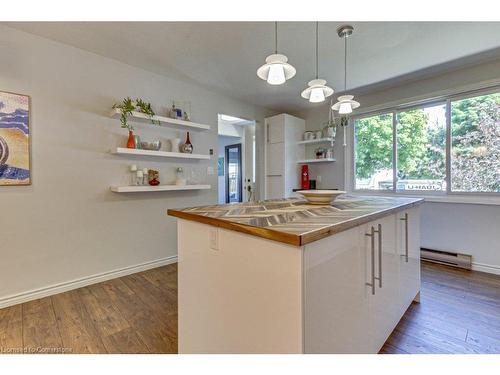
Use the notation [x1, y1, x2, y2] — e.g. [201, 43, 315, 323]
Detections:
[396, 104, 446, 192]
[352, 88, 500, 195]
[354, 114, 393, 190]
[451, 92, 500, 193]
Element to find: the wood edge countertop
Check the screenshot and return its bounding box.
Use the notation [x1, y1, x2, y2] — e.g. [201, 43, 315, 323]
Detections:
[167, 198, 424, 247]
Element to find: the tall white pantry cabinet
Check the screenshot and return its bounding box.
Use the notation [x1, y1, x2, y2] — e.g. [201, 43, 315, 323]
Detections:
[265, 114, 305, 199]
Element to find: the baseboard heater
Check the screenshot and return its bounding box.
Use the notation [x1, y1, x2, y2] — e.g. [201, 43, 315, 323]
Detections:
[420, 248, 472, 270]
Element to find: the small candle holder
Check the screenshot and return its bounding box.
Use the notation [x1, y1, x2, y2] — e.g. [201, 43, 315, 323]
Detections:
[130, 164, 137, 185]
[176, 167, 186, 186]
[136, 170, 143, 186]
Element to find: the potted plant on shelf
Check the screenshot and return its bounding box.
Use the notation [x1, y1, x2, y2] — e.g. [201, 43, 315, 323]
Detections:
[135, 98, 160, 126]
[112, 97, 160, 148]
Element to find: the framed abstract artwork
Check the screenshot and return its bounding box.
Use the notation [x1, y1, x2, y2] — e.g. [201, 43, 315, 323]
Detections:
[0, 91, 31, 185]
[218, 157, 224, 176]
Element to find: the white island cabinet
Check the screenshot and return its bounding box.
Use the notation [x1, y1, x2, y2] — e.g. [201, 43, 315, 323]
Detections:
[304, 206, 420, 353]
[169, 196, 422, 353]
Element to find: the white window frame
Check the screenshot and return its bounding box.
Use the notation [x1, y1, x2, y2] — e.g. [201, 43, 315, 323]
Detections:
[346, 85, 500, 205]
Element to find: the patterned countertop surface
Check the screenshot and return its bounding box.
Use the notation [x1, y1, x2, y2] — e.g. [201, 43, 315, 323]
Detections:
[167, 195, 424, 246]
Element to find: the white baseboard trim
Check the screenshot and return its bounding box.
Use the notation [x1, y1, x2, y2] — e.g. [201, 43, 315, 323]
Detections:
[471, 261, 500, 276]
[0, 256, 178, 309]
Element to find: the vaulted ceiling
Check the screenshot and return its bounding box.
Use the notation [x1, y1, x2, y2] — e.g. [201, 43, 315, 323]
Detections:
[7, 22, 500, 111]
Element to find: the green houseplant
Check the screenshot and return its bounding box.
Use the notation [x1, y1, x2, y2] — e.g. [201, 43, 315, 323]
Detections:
[112, 97, 160, 131]
[135, 98, 160, 126]
[113, 97, 160, 148]
[113, 97, 135, 131]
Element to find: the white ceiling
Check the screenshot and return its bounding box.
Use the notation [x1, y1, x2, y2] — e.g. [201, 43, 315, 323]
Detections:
[6, 22, 500, 111]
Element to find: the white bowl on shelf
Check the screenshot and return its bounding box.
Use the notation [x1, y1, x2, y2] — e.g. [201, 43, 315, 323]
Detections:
[297, 190, 346, 205]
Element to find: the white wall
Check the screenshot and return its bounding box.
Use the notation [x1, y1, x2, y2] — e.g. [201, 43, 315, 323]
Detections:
[243, 124, 256, 201]
[0, 25, 273, 305]
[420, 203, 500, 273]
[218, 120, 245, 138]
[300, 58, 500, 274]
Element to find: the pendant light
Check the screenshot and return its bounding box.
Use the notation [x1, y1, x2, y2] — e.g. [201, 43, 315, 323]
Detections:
[257, 22, 296, 85]
[332, 25, 360, 114]
[301, 22, 334, 103]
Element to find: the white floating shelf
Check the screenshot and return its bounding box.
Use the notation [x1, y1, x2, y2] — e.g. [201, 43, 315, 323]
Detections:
[297, 138, 335, 145]
[112, 147, 210, 160]
[110, 184, 211, 193]
[297, 158, 336, 164]
[109, 108, 210, 131]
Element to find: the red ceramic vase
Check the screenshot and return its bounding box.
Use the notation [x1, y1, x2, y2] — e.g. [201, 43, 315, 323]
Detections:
[127, 130, 135, 149]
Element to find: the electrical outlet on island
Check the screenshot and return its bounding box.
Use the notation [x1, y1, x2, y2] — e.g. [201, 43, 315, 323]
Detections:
[209, 228, 219, 250]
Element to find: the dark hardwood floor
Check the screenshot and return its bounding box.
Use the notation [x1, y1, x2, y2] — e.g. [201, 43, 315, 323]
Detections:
[0, 264, 178, 354]
[1, 261, 499, 354]
[380, 261, 500, 354]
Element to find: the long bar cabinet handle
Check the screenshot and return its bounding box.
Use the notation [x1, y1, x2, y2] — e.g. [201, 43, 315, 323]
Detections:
[365, 226, 376, 295]
[374, 223, 382, 288]
[400, 213, 409, 262]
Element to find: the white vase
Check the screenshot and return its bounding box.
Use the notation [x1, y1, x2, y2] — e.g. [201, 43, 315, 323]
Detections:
[175, 178, 186, 186]
[169, 138, 181, 153]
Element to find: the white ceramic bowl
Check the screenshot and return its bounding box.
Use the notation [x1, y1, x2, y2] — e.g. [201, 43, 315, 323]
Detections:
[297, 190, 346, 205]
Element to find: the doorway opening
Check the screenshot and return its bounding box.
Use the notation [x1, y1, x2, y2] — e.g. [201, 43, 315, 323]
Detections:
[217, 114, 256, 204]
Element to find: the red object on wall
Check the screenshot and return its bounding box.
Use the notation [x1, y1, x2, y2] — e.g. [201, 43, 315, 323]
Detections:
[301, 165, 309, 190]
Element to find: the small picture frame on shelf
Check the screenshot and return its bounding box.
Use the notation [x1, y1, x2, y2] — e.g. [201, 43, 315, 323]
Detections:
[169, 101, 183, 119]
[175, 107, 183, 119]
[169, 100, 192, 121]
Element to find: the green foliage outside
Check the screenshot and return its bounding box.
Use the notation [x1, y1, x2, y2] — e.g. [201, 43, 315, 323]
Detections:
[451, 93, 499, 192]
[397, 108, 445, 181]
[354, 92, 499, 192]
[354, 113, 393, 180]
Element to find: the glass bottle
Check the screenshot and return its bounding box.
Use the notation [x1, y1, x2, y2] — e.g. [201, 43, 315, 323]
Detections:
[181, 132, 193, 153]
[170, 102, 177, 119]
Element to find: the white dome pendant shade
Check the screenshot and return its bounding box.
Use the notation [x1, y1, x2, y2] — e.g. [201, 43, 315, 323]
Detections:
[257, 54, 296, 85]
[332, 25, 360, 114]
[331, 95, 360, 114]
[301, 79, 334, 103]
[257, 22, 296, 86]
[301, 22, 333, 103]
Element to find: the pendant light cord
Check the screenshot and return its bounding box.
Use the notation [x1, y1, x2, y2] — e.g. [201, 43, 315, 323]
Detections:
[315, 22, 319, 79]
[344, 34, 347, 91]
[275, 21, 278, 54]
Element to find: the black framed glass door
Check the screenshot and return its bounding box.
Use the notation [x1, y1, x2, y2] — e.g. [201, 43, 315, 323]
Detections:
[225, 143, 242, 203]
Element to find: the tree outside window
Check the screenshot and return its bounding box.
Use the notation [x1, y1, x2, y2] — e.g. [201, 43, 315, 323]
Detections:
[396, 104, 446, 192]
[451, 93, 500, 193]
[353, 90, 499, 194]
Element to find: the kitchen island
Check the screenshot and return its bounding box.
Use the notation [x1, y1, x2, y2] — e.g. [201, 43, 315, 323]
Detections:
[168, 195, 424, 353]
